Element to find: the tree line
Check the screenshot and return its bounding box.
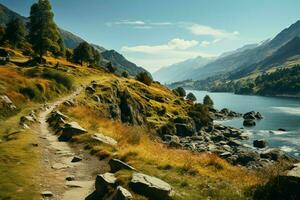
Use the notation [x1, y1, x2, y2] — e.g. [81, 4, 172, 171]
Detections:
[0, 0, 100, 65]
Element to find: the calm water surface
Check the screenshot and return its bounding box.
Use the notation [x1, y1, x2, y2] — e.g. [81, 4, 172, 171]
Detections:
[189, 90, 300, 157]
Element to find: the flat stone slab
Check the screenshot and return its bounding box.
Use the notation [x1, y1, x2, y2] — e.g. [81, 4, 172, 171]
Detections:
[109, 159, 136, 173]
[52, 163, 69, 170]
[92, 133, 118, 146]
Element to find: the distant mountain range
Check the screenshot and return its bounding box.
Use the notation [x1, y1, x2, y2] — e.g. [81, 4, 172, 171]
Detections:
[169, 20, 300, 96]
[153, 56, 214, 83]
[0, 3, 148, 76]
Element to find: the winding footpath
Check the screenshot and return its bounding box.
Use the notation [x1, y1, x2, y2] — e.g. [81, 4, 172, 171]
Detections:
[36, 87, 106, 200]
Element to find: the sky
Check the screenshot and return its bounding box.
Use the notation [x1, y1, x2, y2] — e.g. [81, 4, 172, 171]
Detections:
[1, 0, 300, 72]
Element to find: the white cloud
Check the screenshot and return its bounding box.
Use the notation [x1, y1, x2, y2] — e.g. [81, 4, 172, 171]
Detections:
[121, 38, 216, 72]
[200, 41, 210, 47]
[133, 26, 152, 29]
[115, 20, 145, 25]
[188, 24, 239, 39]
[122, 38, 199, 54]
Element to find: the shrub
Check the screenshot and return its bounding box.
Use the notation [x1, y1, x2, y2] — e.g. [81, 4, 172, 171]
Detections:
[42, 69, 73, 89]
[136, 72, 153, 86]
[203, 95, 214, 107]
[122, 71, 129, 78]
[173, 87, 186, 97]
[106, 62, 116, 73]
[186, 92, 197, 102]
[19, 86, 40, 100]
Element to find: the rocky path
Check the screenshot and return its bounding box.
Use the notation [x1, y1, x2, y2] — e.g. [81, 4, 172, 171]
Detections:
[36, 87, 106, 200]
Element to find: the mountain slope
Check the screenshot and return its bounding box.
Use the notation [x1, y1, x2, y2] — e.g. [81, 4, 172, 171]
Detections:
[153, 56, 214, 83]
[101, 50, 149, 76]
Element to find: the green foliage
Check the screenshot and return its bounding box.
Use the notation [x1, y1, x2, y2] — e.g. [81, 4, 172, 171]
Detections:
[41, 69, 73, 89]
[73, 42, 100, 65]
[188, 103, 212, 130]
[19, 85, 41, 100]
[136, 72, 153, 86]
[0, 25, 5, 42]
[106, 62, 116, 73]
[28, 0, 64, 59]
[122, 71, 129, 78]
[173, 87, 186, 97]
[65, 48, 73, 61]
[3, 18, 26, 48]
[203, 95, 213, 107]
[186, 92, 197, 102]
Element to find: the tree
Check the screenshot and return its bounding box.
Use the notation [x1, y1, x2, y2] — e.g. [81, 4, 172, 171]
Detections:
[122, 71, 129, 78]
[0, 25, 5, 43]
[186, 92, 197, 102]
[4, 18, 26, 47]
[28, 0, 64, 60]
[73, 42, 93, 65]
[203, 95, 214, 107]
[174, 87, 186, 97]
[106, 62, 116, 73]
[136, 72, 153, 86]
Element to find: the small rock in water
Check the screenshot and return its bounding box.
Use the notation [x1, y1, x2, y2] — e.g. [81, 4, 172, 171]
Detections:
[41, 191, 53, 197]
[71, 156, 82, 163]
[278, 128, 287, 132]
[253, 140, 267, 148]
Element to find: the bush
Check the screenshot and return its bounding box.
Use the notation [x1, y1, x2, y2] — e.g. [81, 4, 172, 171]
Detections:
[19, 86, 40, 100]
[136, 72, 153, 86]
[186, 92, 197, 102]
[106, 62, 116, 73]
[42, 69, 73, 89]
[203, 95, 214, 107]
[122, 71, 129, 78]
[173, 87, 186, 97]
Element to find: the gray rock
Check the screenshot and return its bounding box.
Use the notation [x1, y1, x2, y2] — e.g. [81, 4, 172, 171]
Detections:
[95, 173, 117, 196]
[168, 141, 183, 148]
[253, 140, 267, 148]
[91, 133, 118, 146]
[243, 119, 256, 127]
[287, 163, 300, 177]
[58, 122, 87, 141]
[260, 148, 284, 161]
[130, 172, 172, 199]
[66, 175, 75, 181]
[71, 156, 82, 163]
[255, 112, 263, 119]
[0, 95, 16, 109]
[109, 159, 136, 173]
[41, 191, 53, 197]
[113, 186, 133, 200]
[243, 111, 256, 120]
[227, 139, 242, 147]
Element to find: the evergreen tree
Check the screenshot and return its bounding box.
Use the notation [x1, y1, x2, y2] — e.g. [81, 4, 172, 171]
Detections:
[28, 0, 64, 60]
[186, 92, 197, 102]
[73, 42, 93, 65]
[203, 95, 214, 107]
[4, 18, 26, 47]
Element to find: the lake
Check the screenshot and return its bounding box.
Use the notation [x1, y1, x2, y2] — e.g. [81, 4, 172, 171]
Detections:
[189, 90, 300, 157]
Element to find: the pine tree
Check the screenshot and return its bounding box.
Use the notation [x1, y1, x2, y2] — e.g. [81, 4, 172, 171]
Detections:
[28, 0, 64, 60]
[186, 92, 197, 102]
[4, 18, 26, 47]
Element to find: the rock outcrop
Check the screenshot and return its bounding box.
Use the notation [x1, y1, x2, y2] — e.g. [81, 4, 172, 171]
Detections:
[109, 159, 136, 173]
[95, 173, 117, 197]
[58, 122, 87, 141]
[129, 172, 173, 200]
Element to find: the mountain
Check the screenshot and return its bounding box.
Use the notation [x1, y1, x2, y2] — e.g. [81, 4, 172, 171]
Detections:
[153, 56, 214, 83]
[101, 50, 148, 76]
[185, 20, 300, 82]
[0, 3, 149, 76]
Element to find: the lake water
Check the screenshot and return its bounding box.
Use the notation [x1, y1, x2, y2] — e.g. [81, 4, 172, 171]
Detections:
[189, 90, 300, 157]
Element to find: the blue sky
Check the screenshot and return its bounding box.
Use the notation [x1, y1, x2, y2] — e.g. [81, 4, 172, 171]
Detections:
[1, 0, 300, 72]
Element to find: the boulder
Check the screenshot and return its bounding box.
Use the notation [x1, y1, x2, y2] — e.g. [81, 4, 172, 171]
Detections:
[109, 159, 136, 173]
[227, 139, 242, 147]
[95, 173, 117, 197]
[58, 122, 87, 141]
[92, 133, 118, 146]
[243, 111, 256, 120]
[278, 128, 287, 132]
[168, 141, 183, 148]
[41, 191, 53, 197]
[243, 119, 256, 127]
[235, 151, 259, 166]
[253, 140, 267, 148]
[255, 112, 263, 119]
[113, 186, 133, 200]
[130, 172, 172, 200]
[163, 135, 180, 143]
[0, 95, 16, 109]
[260, 148, 284, 161]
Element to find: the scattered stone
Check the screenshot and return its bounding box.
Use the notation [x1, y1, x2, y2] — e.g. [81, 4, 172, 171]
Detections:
[66, 175, 75, 181]
[168, 141, 183, 148]
[260, 148, 284, 161]
[0, 95, 16, 109]
[113, 186, 133, 200]
[58, 122, 87, 141]
[41, 191, 53, 197]
[95, 173, 117, 196]
[91, 133, 117, 146]
[243, 111, 256, 120]
[71, 156, 82, 163]
[255, 112, 263, 119]
[253, 140, 267, 148]
[109, 159, 136, 173]
[52, 163, 69, 170]
[130, 172, 172, 199]
[278, 128, 287, 132]
[243, 119, 256, 127]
